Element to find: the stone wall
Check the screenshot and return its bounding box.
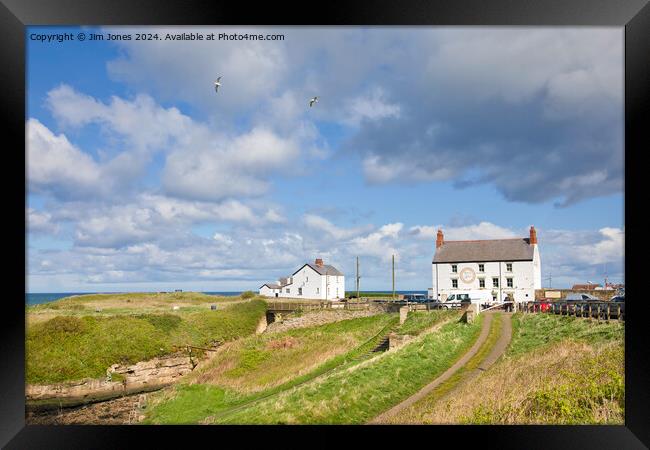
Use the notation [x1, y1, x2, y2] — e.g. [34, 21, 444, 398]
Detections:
[535, 289, 616, 301]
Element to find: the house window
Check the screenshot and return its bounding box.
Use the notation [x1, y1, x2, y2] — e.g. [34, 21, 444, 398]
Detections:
[286, 288, 290, 294]
[492, 277, 499, 288]
[478, 264, 484, 273]
[298, 288, 303, 295]
[506, 263, 513, 272]
[479, 278, 485, 288]
[306, 276, 309, 282]
[451, 264, 458, 273]
[451, 279, 458, 288]
[316, 287, 320, 294]
[507, 278, 513, 288]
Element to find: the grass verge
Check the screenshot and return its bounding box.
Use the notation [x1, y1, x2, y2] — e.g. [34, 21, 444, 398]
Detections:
[399, 313, 624, 424]
[210, 313, 479, 424]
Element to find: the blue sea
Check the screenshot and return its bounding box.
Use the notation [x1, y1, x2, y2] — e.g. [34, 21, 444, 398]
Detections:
[25, 291, 244, 306]
[25, 290, 428, 306]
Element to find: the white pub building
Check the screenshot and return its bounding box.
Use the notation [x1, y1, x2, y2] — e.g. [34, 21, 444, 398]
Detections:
[429, 226, 542, 304]
[259, 258, 345, 301]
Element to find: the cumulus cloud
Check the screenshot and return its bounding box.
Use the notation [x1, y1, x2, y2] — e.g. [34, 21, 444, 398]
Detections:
[409, 222, 518, 241]
[27, 119, 105, 198]
[27, 208, 60, 235]
[302, 214, 373, 240]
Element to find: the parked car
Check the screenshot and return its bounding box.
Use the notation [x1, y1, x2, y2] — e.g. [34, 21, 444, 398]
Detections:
[403, 293, 428, 303]
[610, 295, 625, 317]
[565, 293, 599, 301]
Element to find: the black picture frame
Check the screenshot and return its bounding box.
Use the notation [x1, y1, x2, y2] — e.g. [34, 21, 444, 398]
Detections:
[2, 0, 647, 447]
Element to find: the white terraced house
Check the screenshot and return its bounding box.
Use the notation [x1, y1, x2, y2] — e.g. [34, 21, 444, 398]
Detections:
[429, 226, 542, 304]
[259, 258, 346, 301]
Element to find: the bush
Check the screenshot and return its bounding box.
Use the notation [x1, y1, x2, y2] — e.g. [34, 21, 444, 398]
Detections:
[40, 316, 86, 335]
[134, 314, 182, 333]
[240, 291, 256, 300]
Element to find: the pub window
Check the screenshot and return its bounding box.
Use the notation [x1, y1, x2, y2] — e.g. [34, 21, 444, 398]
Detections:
[478, 264, 484, 273]
[451, 279, 458, 288]
[286, 288, 290, 294]
[506, 263, 513, 272]
[451, 264, 458, 273]
[507, 278, 513, 288]
[298, 288, 303, 295]
[492, 277, 499, 287]
[479, 278, 485, 288]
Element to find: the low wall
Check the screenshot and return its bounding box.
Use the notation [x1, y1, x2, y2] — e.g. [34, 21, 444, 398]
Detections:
[535, 289, 615, 301]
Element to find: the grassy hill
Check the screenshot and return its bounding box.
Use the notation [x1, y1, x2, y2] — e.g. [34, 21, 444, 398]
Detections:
[26, 292, 266, 384]
[383, 313, 624, 425]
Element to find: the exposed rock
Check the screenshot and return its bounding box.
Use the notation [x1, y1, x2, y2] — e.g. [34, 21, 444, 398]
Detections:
[26, 354, 194, 408]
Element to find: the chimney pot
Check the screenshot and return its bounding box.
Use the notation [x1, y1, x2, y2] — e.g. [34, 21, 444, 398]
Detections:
[529, 226, 538, 245]
[315, 258, 324, 267]
[436, 229, 444, 249]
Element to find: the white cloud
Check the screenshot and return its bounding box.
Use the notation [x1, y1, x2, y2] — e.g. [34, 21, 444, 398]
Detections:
[409, 222, 519, 241]
[303, 214, 372, 240]
[27, 119, 104, 197]
[27, 208, 60, 235]
[343, 87, 401, 127]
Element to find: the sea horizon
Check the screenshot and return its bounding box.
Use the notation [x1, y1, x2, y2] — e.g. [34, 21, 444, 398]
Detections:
[25, 290, 429, 306]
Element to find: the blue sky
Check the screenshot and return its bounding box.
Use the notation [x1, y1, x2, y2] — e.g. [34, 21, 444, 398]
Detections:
[26, 26, 624, 292]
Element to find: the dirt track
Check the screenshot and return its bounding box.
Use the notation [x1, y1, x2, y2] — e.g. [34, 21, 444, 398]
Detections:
[369, 311, 512, 424]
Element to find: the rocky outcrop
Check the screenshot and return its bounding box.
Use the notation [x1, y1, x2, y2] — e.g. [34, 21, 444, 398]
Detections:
[26, 354, 194, 410]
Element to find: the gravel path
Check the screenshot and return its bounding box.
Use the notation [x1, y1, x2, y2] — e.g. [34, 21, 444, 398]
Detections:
[368, 311, 511, 424]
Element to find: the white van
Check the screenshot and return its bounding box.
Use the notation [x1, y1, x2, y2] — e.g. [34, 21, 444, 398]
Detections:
[443, 291, 493, 306]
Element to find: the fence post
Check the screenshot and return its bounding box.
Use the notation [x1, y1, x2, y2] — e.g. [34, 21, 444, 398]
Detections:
[617, 304, 621, 321]
[589, 304, 592, 321]
[607, 304, 610, 322]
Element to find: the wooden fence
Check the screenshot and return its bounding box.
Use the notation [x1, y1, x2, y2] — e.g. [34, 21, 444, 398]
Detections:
[522, 301, 624, 321]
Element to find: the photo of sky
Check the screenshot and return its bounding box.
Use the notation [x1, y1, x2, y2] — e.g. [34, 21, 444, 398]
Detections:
[26, 26, 624, 292]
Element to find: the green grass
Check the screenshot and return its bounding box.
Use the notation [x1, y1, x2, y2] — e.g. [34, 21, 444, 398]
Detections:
[143, 314, 400, 424]
[26, 299, 267, 384]
[508, 312, 624, 356]
[212, 313, 481, 424]
[464, 342, 624, 424]
[398, 310, 455, 336]
[388, 313, 504, 424]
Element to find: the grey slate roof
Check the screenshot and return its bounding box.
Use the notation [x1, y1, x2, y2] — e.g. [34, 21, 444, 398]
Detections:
[293, 263, 344, 276]
[260, 283, 281, 289]
[433, 238, 534, 263]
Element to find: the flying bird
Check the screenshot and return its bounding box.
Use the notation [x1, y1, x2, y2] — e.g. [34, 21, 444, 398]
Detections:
[214, 76, 222, 93]
[309, 96, 319, 107]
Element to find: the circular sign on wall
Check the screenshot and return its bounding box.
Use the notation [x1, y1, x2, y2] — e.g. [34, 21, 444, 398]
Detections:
[459, 267, 476, 284]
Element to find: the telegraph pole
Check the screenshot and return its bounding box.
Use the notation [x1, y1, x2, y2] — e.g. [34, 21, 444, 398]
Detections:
[392, 254, 396, 301]
[356, 256, 360, 301]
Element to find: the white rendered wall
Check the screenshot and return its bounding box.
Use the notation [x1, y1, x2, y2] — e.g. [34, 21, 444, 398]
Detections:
[432, 260, 536, 303]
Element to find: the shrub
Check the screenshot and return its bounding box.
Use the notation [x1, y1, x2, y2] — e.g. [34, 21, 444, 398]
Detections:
[240, 291, 256, 300]
[40, 316, 86, 335]
[134, 314, 182, 333]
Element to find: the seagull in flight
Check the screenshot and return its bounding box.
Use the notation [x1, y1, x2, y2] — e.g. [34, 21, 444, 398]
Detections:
[309, 96, 319, 107]
[214, 76, 222, 93]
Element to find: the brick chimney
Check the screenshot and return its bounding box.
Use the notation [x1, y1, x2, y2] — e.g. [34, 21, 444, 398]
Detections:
[436, 229, 444, 249]
[315, 258, 324, 267]
[529, 226, 537, 245]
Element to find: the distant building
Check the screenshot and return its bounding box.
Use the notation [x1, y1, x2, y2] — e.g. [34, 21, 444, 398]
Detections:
[571, 283, 602, 290]
[430, 226, 542, 304]
[259, 258, 345, 300]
